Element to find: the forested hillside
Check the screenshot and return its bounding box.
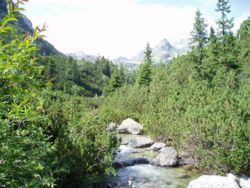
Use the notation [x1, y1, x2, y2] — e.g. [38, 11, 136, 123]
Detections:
[0, 0, 249, 187]
[101, 1, 250, 175]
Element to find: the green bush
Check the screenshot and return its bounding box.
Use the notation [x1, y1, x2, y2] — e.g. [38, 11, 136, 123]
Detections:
[0, 2, 56, 187]
[0, 3, 119, 187]
[40, 90, 119, 187]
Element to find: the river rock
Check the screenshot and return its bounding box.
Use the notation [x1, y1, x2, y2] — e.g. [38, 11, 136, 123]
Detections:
[112, 157, 150, 169]
[118, 145, 141, 155]
[150, 142, 166, 151]
[153, 147, 179, 167]
[117, 118, 143, 135]
[240, 176, 250, 188]
[128, 136, 154, 148]
[187, 174, 240, 188]
[179, 153, 199, 166]
[106, 122, 118, 131]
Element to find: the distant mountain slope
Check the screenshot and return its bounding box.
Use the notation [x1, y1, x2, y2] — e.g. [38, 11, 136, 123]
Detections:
[68, 38, 190, 69]
[152, 38, 177, 63]
[0, 0, 60, 56]
[172, 39, 190, 55]
[67, 51, 97, 62]
[114, 38, 190, 65]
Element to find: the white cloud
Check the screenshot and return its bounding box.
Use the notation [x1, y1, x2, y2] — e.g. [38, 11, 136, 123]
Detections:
[23, 0, 202, 58]
[234, 14, 249, 33]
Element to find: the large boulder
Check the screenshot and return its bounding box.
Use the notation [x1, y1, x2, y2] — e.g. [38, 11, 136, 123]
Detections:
[153, 147, 179, 167]
[112, 157, 150, 169]
[187, 174, 240, 188]
[117, 118, 143, 135]
[150, 142, 166, 151]
[128, 135, 154, 148]
[117, 145, 141, 155]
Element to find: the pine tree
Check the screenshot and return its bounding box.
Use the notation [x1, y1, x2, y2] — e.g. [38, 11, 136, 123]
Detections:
[190, 9, 208, 66]
[209, 27, 217, 44]
[238, 17, 250, 78]
[143, 43, 153, 64]
[137, 43, 153, 87]
[207, 27, 220, 63]
[204, 27, 220, 82]
[105, 68, 125, 94]
[215, 0, 238, 69]
[216, 0, 233, 39]
[96, 56, 112, 78]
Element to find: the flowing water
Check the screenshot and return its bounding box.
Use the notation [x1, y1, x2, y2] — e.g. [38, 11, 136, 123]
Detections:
[109, 134, 201, 188]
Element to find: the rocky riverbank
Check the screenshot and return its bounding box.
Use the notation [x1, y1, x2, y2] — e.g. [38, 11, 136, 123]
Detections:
[107, 118, 250, 188]
[107, 118, 200, 187]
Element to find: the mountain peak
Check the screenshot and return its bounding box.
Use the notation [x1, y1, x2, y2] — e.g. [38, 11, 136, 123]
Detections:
[155, 38, 173, 51]
[160, 38, 171, 44]
[67, 51, 97, 62]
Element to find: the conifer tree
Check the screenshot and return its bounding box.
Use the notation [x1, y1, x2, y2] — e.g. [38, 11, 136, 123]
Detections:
[105, 68, 125, 94]
[137, 43, 153, 87]
[216, 0, 233, 39]
[209, 27, 216, 44]
[204, 27, 220, 81]
[238, 17, 250, 58]
[207, 27, 220, 63]
[215, 0, 238, 69]
[190, 9, 208, 66]
[238, 17, 250, 77]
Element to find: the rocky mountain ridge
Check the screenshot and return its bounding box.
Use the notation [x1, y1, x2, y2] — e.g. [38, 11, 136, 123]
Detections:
[1, 0, 189, 66]
[67, 51, 97, 62]
[114, 38, 189, 65]
[68, 38, 189, 69]
[0, 0, 59, 56]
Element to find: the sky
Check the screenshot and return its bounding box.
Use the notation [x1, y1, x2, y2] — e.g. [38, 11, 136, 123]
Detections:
[23, 0, 250, 59]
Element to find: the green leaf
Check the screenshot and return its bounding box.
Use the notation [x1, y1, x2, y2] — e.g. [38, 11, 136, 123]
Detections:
[1, 16, 17, 27]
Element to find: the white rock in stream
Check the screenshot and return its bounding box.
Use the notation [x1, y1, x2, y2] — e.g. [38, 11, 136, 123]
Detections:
[153, 147, 179, 167]
[128, 136, 154, 148]
[113, 157, 150, 169]
[187, 174, 241, 188]
[150, 142, 166, 151]
[117, 118, 143, 135]
[118, 145, 141, 154]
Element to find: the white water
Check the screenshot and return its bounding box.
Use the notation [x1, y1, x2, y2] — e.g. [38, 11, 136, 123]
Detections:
[109, 134, 200, 188]
[112, 164, 196, 188]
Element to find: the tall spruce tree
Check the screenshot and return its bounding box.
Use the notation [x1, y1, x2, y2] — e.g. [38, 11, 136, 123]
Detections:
[190, 9, 208, 69]
[216, 0, 233, 39]
[215, 0, 238, 69]
[137, 43, 153, 87]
